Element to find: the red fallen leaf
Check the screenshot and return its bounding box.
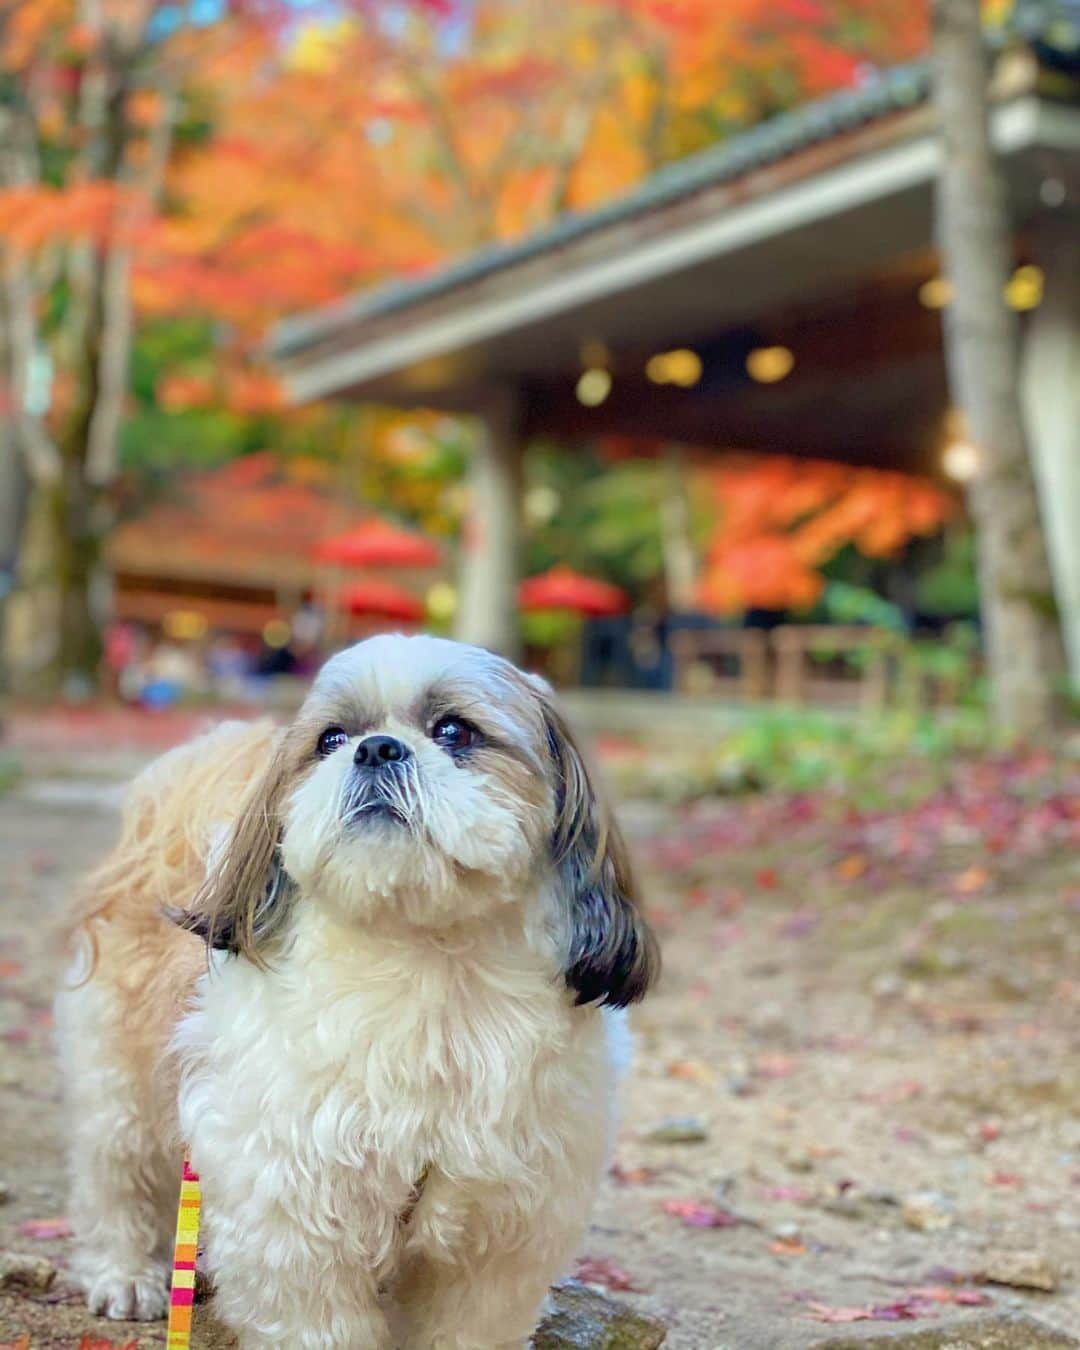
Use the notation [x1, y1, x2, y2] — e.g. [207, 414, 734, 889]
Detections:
[762, 1185, 813, 1203]
[770, 1238, 806, 1255]
[79, 1339, 140, 1350]
[573, 1255, 642, 1292]
[0, 960, 23, 978]
[909, 1285, 992, 1306]
[18, 1217, 72, 1240]
[663, 1199, 741, 1228]
[978, 1119, 1002, 1142]
[755, 867, 780, 890]
[807, 1298, 928, 1322]
[0, 1337, 31, 1350]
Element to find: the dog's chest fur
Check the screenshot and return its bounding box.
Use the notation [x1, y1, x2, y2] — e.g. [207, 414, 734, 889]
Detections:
[176, 907, 613, 1276]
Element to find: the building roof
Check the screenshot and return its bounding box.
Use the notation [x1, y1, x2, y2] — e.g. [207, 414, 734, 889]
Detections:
[271, 2, 1080, 372]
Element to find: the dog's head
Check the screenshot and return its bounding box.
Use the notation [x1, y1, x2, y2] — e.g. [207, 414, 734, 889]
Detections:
[182, 634, 657, 1008]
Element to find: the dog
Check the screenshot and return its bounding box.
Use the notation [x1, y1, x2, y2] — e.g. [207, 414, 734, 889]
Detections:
[56, 634, 658, 1349]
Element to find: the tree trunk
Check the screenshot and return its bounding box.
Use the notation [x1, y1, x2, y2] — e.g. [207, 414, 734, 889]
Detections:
[931, 0, 1065, 734]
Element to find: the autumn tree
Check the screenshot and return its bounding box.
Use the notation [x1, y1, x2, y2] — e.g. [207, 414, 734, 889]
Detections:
[931, 0, 1065, 733]
[1, 0, 930, 694]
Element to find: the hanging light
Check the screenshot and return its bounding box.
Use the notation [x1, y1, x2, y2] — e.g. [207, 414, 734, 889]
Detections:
[919, 277, 953, 310]
[576, 368, 612, 407]
[746, 346, 794, 384]
[645, 348, 703, 387]
[1004, 264, 1043, 312]
[942, 440, 980, 483]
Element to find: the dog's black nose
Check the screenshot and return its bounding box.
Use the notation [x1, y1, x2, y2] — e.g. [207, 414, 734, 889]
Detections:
[354, 734, 410, 768]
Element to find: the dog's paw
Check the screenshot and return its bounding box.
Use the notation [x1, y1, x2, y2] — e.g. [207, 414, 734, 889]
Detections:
[86, 1267, 170, 1321]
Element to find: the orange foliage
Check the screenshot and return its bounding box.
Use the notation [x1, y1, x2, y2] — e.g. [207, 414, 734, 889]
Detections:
[698, 457, 954, 614]
[2, 0, 930, 419]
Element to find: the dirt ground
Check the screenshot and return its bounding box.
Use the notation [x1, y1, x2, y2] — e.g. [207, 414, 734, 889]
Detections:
[1, 725, 1077, 1348]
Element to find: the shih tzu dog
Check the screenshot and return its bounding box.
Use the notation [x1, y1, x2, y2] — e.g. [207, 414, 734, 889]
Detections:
[56, 634, 658, 1349]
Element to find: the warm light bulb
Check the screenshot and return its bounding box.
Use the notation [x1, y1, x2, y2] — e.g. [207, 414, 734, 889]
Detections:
[576, 368, 612, 407]
[646, 348, 702, 387]
[919, 277, 953, 310]
[943, 440, 979, 483]
[1004, 264, 1043, 312]
[746, 346, 794, 384]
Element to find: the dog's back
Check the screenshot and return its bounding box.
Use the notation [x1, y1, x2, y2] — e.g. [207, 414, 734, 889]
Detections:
[53, 717, 279, 1320]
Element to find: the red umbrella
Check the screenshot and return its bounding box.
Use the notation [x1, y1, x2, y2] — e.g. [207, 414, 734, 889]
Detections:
[338, 579, 425, 623]
[519, 566, 630, 617]
[313, 519, 441, 568]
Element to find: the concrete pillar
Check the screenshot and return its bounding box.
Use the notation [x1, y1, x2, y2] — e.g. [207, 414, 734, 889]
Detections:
[455, 391, 522, 659]
[1020, 222, 1080, 685]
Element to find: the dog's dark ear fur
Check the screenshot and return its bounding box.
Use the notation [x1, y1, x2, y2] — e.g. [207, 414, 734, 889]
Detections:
[167, 741, 298, 963]
[540, 694, 659, 1008]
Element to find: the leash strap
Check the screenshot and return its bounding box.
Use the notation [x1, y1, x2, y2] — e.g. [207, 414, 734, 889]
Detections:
[167, 1153, 202, 1349]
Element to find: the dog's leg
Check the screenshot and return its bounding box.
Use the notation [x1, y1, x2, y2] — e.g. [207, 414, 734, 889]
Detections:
[207, 1226, 392, 1350]
[56, 980, 175, 1321]
[396, 1213, 583, 1350]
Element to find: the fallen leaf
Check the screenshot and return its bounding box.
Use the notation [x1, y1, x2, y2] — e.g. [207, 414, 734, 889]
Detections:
[17, 1217, 72, 1240]
[755, 867, 780, 890]
[573, 1255, 642, 1292]
[608, 1162, 658, 1186]
[807, 1303, 875, 1324]
[836, 854, 867, 880]
[770, 1239, 806, 1255]
[662, 1199, 740, 1228]
[953, 865, 989, 894]
[761, 1185, 813, 1203]
[666, 1059, 715, 1083]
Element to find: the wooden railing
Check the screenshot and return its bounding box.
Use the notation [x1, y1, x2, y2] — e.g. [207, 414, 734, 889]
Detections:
[672, 625, 906, 707]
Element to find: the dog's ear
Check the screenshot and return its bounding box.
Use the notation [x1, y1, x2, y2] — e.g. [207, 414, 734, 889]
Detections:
[167, 742, 297, 964]
[539, 691, 659, 1008]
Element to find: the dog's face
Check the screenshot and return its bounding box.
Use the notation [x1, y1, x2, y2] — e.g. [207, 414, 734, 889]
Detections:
[187, 635, 657, 1008]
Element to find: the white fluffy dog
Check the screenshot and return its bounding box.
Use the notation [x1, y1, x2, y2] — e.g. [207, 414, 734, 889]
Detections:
[56, 634, 658, 1349]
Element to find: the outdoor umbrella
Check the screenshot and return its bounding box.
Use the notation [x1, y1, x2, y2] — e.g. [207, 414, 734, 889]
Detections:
[519, 565, 630, 617]
[338, 579, 425, 623]
[313, 519, 441, 568]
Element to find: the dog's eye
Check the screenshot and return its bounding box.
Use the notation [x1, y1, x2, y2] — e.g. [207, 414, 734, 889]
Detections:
[317, 726, 349, 756]
[431, 716, 476, 752]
